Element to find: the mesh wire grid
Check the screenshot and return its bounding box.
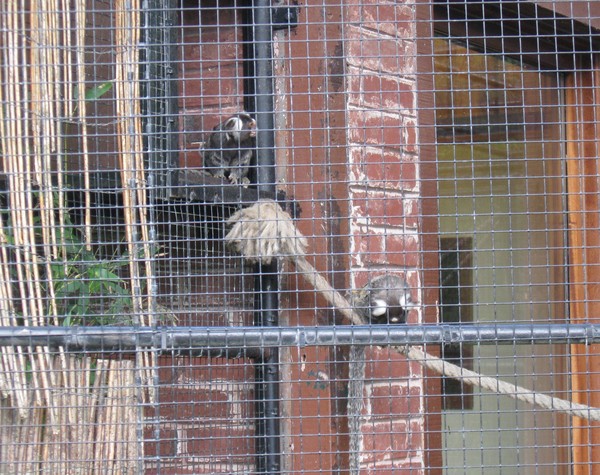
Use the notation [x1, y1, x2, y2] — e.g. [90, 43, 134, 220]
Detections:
[0, 0, 599, 474]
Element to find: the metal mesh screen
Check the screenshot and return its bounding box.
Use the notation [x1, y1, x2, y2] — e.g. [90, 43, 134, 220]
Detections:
[1, 1, 600, 474]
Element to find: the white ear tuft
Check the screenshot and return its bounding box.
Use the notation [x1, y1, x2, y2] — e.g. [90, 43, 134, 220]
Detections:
[371, 299, 388, 317]
[226, 117, 243, 132]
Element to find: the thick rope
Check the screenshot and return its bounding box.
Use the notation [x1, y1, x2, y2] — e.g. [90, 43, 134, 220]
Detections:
[401, 345, 600, 421]
[226, 199, 363, 326]
[225, 199, 600, 422]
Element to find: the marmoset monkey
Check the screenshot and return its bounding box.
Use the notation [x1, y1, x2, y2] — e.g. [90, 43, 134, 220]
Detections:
[348, 274, 413, 474]
[202, 113, 256, 185]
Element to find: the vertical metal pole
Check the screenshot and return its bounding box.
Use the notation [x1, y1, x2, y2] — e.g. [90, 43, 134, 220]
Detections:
[254, 264, 281, 475]
[252, 0, 276, 196]
[244, 0, 281, 473]
[141, 0, 180, 197]
[141, 1, 178, 469]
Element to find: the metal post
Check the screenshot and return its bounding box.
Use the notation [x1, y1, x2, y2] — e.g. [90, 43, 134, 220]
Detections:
[243, 0, 281, 472]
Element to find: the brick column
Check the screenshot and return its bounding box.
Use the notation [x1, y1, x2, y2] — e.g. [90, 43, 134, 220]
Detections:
[344, 0, 424, 471]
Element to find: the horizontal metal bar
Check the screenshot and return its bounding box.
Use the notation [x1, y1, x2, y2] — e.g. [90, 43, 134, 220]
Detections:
[0, 324, 597, 353]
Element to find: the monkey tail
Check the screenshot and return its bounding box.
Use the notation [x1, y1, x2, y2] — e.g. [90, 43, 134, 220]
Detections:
[348, 344, 366, 475]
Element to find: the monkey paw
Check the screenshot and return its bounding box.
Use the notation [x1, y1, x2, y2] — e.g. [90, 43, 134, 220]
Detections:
[228, 175, 251, 187]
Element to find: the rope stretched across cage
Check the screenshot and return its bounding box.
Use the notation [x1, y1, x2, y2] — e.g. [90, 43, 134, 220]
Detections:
[224, 199, 600, 423]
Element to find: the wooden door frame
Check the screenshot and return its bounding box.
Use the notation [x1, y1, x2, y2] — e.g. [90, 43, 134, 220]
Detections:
[566, 61, 600, 473]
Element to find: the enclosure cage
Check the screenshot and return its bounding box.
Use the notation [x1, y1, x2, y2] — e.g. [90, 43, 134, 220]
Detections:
[1, 0, 600, 474]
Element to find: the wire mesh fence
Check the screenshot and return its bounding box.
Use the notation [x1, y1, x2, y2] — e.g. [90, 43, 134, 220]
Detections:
[0, 0, 599, 473]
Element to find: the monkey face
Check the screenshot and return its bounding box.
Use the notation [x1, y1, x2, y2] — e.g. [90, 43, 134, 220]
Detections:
[369, 285, 412, 323]
[352, 274, 414, 324]
[223, 113, 256, 143]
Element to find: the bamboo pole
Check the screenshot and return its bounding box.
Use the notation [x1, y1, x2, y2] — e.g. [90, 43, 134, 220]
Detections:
[74, 0, 93, 249]
[1, 0, 49, 427]
[114, 0, 157, 409]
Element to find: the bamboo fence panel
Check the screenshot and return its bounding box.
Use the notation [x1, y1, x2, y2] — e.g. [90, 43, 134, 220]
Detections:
[0, 2, 150, 472]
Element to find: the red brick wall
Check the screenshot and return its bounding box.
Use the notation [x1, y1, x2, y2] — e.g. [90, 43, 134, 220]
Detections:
[145, 356, 255, 474]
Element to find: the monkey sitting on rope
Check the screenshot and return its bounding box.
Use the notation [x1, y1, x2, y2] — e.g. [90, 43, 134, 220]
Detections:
[346, 273, 414, 474]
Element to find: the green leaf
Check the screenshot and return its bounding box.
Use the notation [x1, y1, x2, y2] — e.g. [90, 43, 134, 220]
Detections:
[2, 230, 15, 246]
[107, 258, 132, 269]
[103, 281, 129, 296]
[50, 263, 68, 280]
[108, 299, 131, 319]
[73, 81, 113, 102]
[88, 265, 121, 282]
[55, 280, 86, 301]
[85, 81, 113, 101]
